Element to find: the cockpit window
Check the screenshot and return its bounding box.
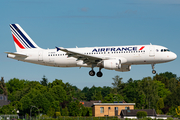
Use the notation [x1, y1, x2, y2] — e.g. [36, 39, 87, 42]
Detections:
[161, 49, 170, 52]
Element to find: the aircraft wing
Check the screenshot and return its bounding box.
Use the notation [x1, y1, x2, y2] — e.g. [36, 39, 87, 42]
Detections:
[5, 52, 28, 57]
[56, 47, 106, 65]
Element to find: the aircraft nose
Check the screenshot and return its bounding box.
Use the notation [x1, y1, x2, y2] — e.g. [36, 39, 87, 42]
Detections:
[171, 52, 177, 60]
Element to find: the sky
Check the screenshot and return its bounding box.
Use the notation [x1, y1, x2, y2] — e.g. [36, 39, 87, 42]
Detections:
[0, 0, 180, 90]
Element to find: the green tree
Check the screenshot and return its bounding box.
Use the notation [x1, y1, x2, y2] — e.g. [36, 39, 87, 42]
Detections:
[55, 112, 61, 117]
[154, 80, 171, 98]
[122, 80, 139, 104]
[175, 106, 180, 116]
[61, 107, 69, 116]
[10, 101, 23, 111]
[168, 78, 178, 93]
[0, 77, 7, 95]
[50, 85, 67, 103]
[112, 75, 123, 93]
[83, 86, 103, 101]
[6, 78, 29, 94]
[48, 79, 64, 88]
[82, 107, 88, 116]
[101, 86, 112, 98]
[165, 86, 180, 107]
[153, 72, 178, 92]
[32, 91, 50, 114]
[156, 98, 164, 114]
[103, 93, 124, 103]
[68, 100, 83, 116]
[136, 111, 147, 118]
[44, 92, 55, 103]
[1, 104, 15, 114]
[51, 101, 60, 110]
[20, 94, 32, 114]
[40, 75, 48, 86]
[47, 106, 55, 117]
[139, 77, 159, 109]
[91, 90, 102, 100]
[20, 88, 51, 115]
[139, 93, 146, 109]
[0, 88, 3, 94]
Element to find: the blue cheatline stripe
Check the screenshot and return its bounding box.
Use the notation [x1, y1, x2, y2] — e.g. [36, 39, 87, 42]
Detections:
[10, 25, 30, 48]
[11, 24, 36, 48]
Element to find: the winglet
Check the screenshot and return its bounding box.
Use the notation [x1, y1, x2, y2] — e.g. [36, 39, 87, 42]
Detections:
[56, 47, 61, 52]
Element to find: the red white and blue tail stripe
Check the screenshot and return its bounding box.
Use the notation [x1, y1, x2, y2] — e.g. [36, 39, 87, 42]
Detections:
[10, 24, 40, 51]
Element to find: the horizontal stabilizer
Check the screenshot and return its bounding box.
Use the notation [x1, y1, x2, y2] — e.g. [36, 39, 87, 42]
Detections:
[5, 52, 28, 57]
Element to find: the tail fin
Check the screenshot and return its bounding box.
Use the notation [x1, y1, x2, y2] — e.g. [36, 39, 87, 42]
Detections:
[10, 24, 41, 52]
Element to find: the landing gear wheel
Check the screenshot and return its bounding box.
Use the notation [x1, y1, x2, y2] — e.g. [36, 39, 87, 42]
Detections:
[96, 71, 103, 77]
[151, 64, 156, 74]
[89, 70, 95, 76]
[152, 70, 156, 74]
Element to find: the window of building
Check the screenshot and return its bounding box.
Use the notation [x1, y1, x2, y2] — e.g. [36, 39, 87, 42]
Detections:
[4, 96, 7, 101]
[115, 107, 118, 110]
[108, 107, 111, 110]
[100, 107, 104, 113]
[0, 96, 3, 100]
[125, 107, 130, 110]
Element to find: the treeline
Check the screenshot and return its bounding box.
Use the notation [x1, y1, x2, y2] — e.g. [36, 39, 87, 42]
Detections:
[0, 72, 180, 117]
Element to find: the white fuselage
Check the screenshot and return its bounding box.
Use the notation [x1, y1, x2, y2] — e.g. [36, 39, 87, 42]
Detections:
[8, 45, 177, 69]
[7, 24, 177, 77]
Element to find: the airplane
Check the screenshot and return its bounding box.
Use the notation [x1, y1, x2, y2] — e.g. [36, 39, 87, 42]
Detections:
[5, 24, 177, 77]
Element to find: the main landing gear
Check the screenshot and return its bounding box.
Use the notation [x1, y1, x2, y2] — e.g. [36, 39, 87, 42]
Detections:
[89, 70, 95, 76]
[89, 67, 103, 77]
[151, 64, 156, 74]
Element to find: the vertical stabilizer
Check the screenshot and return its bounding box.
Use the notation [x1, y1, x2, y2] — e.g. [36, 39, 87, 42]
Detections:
[10, 24, 41, 52]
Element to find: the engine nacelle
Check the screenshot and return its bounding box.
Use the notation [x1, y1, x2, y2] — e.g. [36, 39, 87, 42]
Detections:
[115, 65, 131, 72]
[103, 59, 121, 70]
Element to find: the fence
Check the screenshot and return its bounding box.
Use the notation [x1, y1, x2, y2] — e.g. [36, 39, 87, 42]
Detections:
[0, 116, 177, 120]
[0, 115, 19, 120]
[0, 116, 119, 120]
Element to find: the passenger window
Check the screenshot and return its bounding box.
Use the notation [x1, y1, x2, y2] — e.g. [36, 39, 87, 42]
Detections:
[164, 49, 170, 52]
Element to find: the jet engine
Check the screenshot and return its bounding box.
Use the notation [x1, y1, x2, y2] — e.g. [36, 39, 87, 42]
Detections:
[103, 59, 121, 70]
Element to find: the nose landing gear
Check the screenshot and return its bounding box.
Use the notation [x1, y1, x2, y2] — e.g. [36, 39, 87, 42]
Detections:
[151, 64, 156, 74]
[152, 70, 156, 74]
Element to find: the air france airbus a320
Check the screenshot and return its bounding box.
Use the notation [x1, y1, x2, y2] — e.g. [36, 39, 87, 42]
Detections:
[5, 24, 177, 77]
